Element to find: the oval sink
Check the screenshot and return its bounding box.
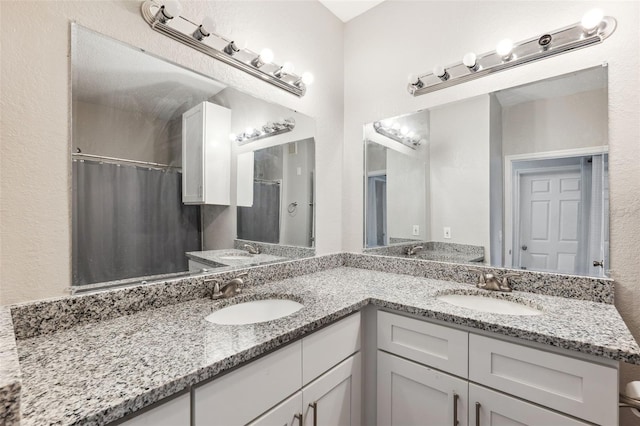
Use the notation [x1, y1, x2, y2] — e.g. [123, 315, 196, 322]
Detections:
[205, 299, 303, 325]
[218, 253, 253, 260]
[437, 294, 542, 316]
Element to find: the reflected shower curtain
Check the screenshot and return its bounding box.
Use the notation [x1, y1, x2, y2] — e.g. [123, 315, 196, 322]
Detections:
[72, 160, 201, 286]
[237, 181, 280, 243]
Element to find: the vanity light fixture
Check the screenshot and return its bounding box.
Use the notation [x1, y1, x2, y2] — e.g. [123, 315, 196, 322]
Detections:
[231, 118, 296, 145]
[407, 10, 616, 96]
[141, 0, 312, 97]
[373, 121, 424, 149]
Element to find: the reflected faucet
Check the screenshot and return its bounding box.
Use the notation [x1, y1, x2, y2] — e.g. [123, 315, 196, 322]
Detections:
[244, 244, 261, 255]
[469, 269, 520, 292]
[404, 245, 424, 256]
[206, 272, 248, 300]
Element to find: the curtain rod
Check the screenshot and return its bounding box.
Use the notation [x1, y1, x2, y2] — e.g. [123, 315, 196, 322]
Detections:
[72, 153, 180, 170]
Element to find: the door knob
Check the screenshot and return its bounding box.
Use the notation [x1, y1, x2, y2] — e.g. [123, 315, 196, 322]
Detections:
[521, 245, 527, 251]
[593, 260, 604, 267]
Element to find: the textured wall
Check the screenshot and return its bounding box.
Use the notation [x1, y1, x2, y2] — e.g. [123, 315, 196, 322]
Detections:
[0, 1, 344, 304]
[344, 2, 640, 424]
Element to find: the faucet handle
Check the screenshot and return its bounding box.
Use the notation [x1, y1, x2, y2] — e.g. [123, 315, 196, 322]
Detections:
[500, 273, 520, 291]
[467, 268, 487, 288]
[204, 278, 222, 296]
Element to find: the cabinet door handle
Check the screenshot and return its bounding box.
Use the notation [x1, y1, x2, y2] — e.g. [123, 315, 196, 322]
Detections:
[308, 402, 317, 426]
[294, 413, 303, 426]
[453, 392, 459, 426]
[475, 402, 481, 426]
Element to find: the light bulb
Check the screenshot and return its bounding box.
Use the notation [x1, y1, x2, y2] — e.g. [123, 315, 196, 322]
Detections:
[581, 9, 604, 31]
[163, 1, 181, 18]
[407, 132, 415, 139]
[259, 48, 274, 64]
[463, 52, 478, 71]
[380, 119, 392, 128]
[301, 72, 314, 85]
[496, 39, 514, 58]
[432, 65, 449, 81]
[400, 126, 409, 136]
[392, 122, 401, 131]
[245, 127, 255, 135]
[193, 16, 215, 40]
[229, 133, 237, 141]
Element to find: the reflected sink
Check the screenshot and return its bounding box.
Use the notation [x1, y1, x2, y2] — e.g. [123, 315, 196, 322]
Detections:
[437, 294, 542, 316]
[205, 298, 304, 325]
[218, 253, 253, 260]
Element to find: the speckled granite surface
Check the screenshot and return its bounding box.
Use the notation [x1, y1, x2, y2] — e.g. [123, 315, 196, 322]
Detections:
[346, 253, 614, 304]
[233, 239, 315, 259]
[186, 248, 288, 268]
[13, 267, 640, 425]
[0, 307, 20, 425]
[365, 241, 484, 263]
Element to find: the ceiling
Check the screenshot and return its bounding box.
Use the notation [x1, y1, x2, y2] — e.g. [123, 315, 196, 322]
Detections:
[318, 0, 386, 22]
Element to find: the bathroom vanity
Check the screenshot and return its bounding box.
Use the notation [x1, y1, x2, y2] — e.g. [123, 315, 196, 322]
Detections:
[4, 254, 638, 426]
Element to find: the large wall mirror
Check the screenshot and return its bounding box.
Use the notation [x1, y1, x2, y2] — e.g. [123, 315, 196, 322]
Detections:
[72, 25, 315, 291]
[364, 66, 609, 278]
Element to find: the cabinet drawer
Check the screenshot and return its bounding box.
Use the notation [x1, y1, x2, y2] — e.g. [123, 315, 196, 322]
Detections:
[469, 334, 617, 425]
[377, 311, 468, 377]
[248, 392, 302, 426]
[302, 312, 361, 385]
[470, 384, 589, 426]
[193, 341, 302, 425]
[118, 393, 190, 426]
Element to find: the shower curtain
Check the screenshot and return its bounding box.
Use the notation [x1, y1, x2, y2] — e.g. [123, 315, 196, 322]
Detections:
[237, 181, 281, 243]
[72, 160, 201, 286]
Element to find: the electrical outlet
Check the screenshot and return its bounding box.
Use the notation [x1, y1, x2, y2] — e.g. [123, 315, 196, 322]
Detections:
[412, 225, 420, 236]
[444, 227, 451, 239]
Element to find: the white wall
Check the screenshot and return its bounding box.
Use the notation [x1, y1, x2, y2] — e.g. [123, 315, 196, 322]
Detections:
[344, 3, 640, 423]
[0, 0, 344, 304]
[502, 88, 608, 156]
[429, 95, 490, 257]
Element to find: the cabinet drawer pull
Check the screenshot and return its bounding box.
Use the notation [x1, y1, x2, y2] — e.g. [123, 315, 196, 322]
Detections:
[309, 402, 317, 426]
[453, 392, 459, 426]
[294, 413, 303, 426]
[475, 402, 481, 426]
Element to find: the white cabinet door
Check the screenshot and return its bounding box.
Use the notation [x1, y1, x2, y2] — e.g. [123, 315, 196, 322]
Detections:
[469, 384, 589, 426]
[248, 392, 303, 426]
[119, 393, 190, 426]
[377, 351, 467, 426]
[182, 101, 231, 205]
[302, 353, 361, 426]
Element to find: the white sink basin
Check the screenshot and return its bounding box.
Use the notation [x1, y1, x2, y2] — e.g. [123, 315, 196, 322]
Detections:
[205, 299, 303, 325]
[437, 294, 542, 316]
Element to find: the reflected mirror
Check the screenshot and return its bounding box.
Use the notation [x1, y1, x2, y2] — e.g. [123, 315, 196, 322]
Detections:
[71, 25, 315, 290]
[364, 66, 608, 278]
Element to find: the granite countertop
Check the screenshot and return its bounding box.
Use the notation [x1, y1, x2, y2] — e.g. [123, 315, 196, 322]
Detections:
[186, 249, 287, 269]
[14, 266, 640, 425]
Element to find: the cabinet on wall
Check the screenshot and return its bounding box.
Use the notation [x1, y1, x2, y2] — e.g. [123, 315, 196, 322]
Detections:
[182, 101, 231, 205]
[376, 310, 617, 426]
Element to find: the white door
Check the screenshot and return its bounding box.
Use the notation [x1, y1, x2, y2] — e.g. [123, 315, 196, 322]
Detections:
[377, 351, 468, 426]
[302, 353, 361, 426]
[469, 384, 589, 426]
[517, 167, 582, 274]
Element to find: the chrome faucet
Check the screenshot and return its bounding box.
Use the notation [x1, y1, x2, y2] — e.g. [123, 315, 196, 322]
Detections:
[243, 244, 261, 254]
[404, 245, 424, 256]
[206, 273, 248, 300]
[469, 269, 520, 292]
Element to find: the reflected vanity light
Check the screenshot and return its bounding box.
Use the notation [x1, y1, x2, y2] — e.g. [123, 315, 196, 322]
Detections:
[407, 10, 616, 96]
[373, 121, 423, 149]
[141, 1, 313, 97]
[231, 118, 296, 145]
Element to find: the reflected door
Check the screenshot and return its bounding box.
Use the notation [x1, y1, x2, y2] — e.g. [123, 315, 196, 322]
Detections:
[366, 175, 387, 247]
[518, 167, 582, 274]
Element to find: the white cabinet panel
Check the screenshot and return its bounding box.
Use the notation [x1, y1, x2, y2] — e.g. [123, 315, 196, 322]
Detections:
[377, 311, 468, 378]
[119, 393, 190, 426]
[182, 101, 231, 205]
[193, 341, 302, 425]
[248, 392, 303, 426]
[302, 312, 360, 385]
[469, 334, 617, 425]
[302, 353, 361, 426]
[469, 384, 589, 426]
[377, 351, 467, 426]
